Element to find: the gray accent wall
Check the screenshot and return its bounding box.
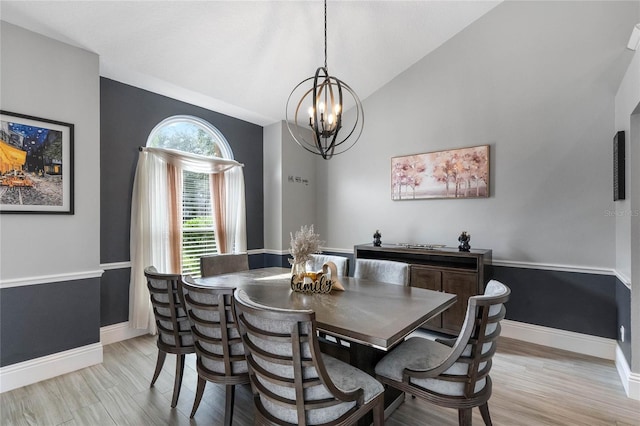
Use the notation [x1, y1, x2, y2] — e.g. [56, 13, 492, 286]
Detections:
[0, 279, 101, 366]
[100, 268, 131, 327]
[492, 266, 617, 339]
[616, 279, 632, 365]
[99, 78, 264, 326]
[100, 77, 264, 264]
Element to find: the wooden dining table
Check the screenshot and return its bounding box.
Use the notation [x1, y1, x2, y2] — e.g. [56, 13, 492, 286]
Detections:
[195, 267, 457, 420]
[195, 267, 456, 351]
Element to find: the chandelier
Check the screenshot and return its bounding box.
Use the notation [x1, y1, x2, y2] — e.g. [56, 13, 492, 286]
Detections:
[285, 0, 364, 160]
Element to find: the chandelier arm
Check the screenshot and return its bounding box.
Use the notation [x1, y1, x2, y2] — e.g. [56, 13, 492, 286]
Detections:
[334, 77, 343, 133]
[331, 82, 363, 147]
[312, 67, 328, 153]
[287, 78, 325, 154]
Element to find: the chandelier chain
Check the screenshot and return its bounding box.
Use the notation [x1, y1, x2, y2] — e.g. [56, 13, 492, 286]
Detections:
[324, 0, 327, 70]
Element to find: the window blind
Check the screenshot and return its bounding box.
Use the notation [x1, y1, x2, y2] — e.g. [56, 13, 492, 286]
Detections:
[182, 171, 216, 277]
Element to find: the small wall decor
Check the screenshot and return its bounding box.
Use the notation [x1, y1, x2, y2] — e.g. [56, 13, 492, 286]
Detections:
[392, 145, 489, 200]
[613, 131, 625, 201]
[458, 231, 471, 252]
[0, 111, 74, 214]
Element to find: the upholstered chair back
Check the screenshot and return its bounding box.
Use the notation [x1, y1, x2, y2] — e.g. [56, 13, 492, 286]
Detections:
[234, 289, 383, 426]
[374, 280, 510, 425]
[306, 254, 350, 276]
[179, 276, 249, 421]
[180, 276, 248, 378]
[354, 258, 409, 286]
[200, 253, 249, 278]
[144, 266, 195, 408]
[408, 280, 509, 398]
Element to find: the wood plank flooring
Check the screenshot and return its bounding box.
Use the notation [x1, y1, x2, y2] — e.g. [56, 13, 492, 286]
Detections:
[2, 335, 639, 425]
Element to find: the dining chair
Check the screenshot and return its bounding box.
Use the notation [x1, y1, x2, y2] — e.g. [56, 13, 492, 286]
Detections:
[200, 253, 249, 277]
[233, 288, 385, 426]
[144, 266, 195, 407]
[374, 280, 511, 426]
[178, 276, 250, 424]
[354, 258, 409, 286]
[306, 254, 350, 276]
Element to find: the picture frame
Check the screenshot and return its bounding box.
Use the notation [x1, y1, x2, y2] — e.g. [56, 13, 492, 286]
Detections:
[0, 110, 74, 214]
[392, 144, 489, 200]
[613, 130, 625, 201]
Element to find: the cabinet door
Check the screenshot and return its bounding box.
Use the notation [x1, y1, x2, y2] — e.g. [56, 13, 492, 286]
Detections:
[410, 267, 442, 329]
[441, 271, 477, 333]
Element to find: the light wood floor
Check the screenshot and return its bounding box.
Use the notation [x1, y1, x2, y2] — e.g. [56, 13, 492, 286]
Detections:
[2, 335, 639, 425]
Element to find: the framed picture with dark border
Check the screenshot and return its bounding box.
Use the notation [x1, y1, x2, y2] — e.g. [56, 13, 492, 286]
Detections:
[0, 110, 74, 214]
[613, 130, 625, 201]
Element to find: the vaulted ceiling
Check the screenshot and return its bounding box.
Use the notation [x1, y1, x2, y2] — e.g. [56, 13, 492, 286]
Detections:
[0, 1, 502, 125]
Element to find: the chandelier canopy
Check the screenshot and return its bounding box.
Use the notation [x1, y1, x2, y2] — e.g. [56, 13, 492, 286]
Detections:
[285, 0, 364, 160]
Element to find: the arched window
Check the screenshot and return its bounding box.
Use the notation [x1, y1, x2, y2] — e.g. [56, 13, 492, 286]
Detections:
[146, 116, 234, 277]
[147, 115, 234, 159]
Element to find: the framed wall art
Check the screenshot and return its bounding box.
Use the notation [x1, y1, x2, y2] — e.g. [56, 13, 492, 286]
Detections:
[0, 110, 74, 214]
[392, 145, 489, 200]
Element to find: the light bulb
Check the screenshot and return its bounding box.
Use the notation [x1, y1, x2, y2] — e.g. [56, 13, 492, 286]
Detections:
[308, 106, 314, 117]
[328, 114, 334, 125]
[318, 102, 325, 113]
[334, 104, 341, 115]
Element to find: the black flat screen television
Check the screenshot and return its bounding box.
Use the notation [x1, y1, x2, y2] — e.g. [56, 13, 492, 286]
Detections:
[613, 130, 625, 201]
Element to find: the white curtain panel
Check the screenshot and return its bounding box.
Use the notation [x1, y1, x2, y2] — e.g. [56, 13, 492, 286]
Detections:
[225, 166, 247, 253]
[129, 147, 246, 332]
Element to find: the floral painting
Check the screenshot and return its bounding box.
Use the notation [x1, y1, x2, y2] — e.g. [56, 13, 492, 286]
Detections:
[392, 145, 489, 200]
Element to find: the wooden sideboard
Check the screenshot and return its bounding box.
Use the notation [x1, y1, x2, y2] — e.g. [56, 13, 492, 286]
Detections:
[354, 243, 492, 335]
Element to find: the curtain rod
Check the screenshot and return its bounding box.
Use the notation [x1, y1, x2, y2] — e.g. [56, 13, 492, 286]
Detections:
[138, 146, 244, 168]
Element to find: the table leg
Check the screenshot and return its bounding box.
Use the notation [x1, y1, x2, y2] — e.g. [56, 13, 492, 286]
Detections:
[318, 337, 405, 423]
[349, 341, 404, 425]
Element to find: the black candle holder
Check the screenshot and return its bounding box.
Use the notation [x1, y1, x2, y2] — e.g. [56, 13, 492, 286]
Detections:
[373, 230, 382, 247]
[458, 231, 471, 252]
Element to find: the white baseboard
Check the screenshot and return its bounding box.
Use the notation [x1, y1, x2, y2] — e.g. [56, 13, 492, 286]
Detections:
[0, 343, 103, 393]
[615, 344, 640, 400]
[100, 321, 149, 346]
[502, 320, 640, 400]
[501, 319, 616, 360]
[0, 322, 149, 394]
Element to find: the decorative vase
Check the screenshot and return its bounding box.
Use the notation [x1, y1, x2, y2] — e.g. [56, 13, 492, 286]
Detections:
[291, 260, 308, 281]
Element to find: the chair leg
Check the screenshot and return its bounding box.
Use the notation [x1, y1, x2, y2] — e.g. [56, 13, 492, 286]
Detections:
[458, 408, 472, 426]
[190, 376, 207, 418]
[171, 354, 186, 408]
[372, 396, 384, 426]
[150, 350, 167, 387]
[479, 403, 493, 426]
[224, 384, 236, 426]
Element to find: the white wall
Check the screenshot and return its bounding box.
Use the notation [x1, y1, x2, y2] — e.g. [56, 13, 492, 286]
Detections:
[615, 34, 640, 373]
[316, 1, 636, 269]
[281, 122, 317, 248]
[0, 22, 101, 281]
[263, 121, 317, 253]
[615, 36, 640, 284]
[263, 122, 283, 251]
